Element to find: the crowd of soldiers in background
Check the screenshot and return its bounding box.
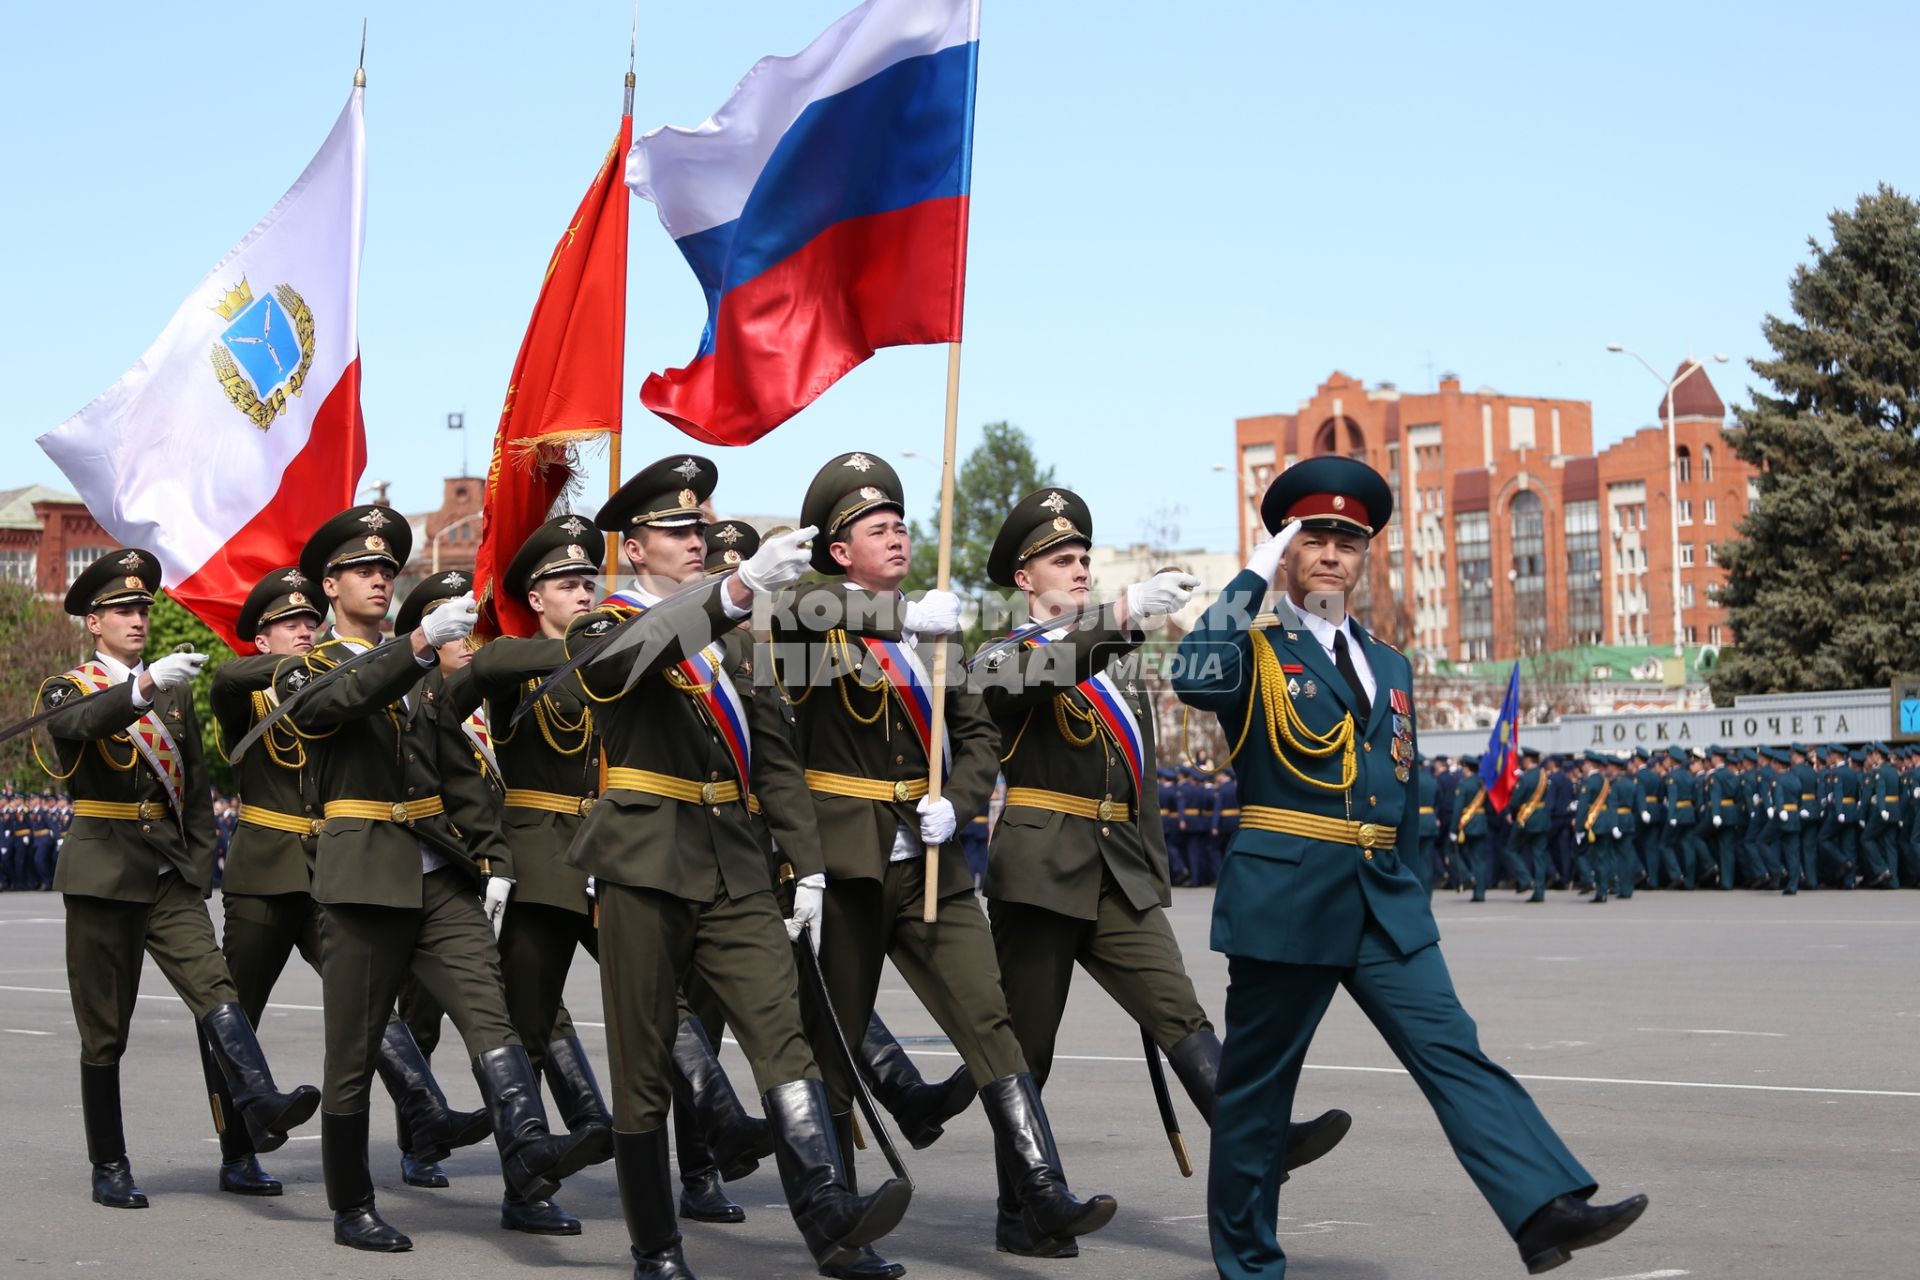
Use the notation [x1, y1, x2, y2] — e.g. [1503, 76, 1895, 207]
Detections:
[0, 789, 249, 893]
[1410, 742, 1920, 898]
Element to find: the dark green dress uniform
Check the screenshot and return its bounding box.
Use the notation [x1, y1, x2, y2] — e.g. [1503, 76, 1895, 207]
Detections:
[1702, 749, 1740, 889]
[1176, 459, 1639, 1279]
[215, 569, 489, 1200]
[530, 456, 908, 1278]
[775, 452, 1117, 1259]
[280, 506, 600, 1252]
[1664, 749, 1707, 888]
[36, 549, 319, 1211]
[1573, 757, 1607, 899]
[1861, 747, 1900, 888]
[1511, 748, 1550, 901]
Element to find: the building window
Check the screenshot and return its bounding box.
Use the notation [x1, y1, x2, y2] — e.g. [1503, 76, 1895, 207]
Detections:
[1710, 625, 1723, 645]
[1509, 491, 1546, 653]
[66, 545, 112, 589]
[1681, 583, 1696, 609]
[1564, 499, 1602, 645]
[1676, 446, 1691, 484]
[1312, 416, 1366, 459]
[1705, 543, 1717, 566]
[1704, 498, 1717, 525]
[1508, 405, 1537, 450]
[1685, 624, 1698, 644]
[1702, 446, 1715, 482]
[0, 549, 33, 585]
[1456, 510, 1492, 663]
[1678, 499, 1693, 526]
[1680, 543, 1695, 567]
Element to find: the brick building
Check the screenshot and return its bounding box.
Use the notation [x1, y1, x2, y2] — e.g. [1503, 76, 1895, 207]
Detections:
[404, 476, 486, 581]
[0, 484, 117, 600]
[1233, 367, 1755, 662]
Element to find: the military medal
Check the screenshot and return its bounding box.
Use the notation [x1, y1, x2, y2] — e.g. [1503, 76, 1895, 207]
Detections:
[1286, 677, 1300, 698]
[1302, 679, 1317, 699]
[1396, 764, 1411, 782]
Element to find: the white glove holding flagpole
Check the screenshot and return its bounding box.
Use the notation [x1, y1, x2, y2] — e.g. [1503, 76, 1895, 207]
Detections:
[1245, 522, 1301, 584]
[917, 795, 957, 845]
[737, 525, 819, 594]
[903, 590, 963, 636]
[1125, 571, 1202, 620]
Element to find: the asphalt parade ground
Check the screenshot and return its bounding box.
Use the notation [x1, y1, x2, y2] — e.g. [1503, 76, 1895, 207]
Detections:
[2, 886, 1915, 1280]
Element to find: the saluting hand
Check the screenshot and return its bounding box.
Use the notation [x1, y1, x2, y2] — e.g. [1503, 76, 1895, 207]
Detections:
[1125, 570, 1202, 623]
[421, 593, 479, 648]
[147, 650, 208, 692]
[1244, 521, 1300, 584]
[737, 524, 819, 595]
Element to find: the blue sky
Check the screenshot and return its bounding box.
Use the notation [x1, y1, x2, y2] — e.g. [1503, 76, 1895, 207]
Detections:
[4, 1, 1914, 555]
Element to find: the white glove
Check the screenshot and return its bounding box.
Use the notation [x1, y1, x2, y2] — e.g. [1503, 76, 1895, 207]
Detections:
[422, 593, 479, 648]
[1668, 818, 1677, 827]
[1882, 809, 1892, 821]
[1837, 812, 1847, 824]
[1611, 826, 1622, 839]
[1125, 571, 1202, 621]
[1766, 807, 1775, 820]
[736, 524, 819, 594]
[1245, 521, 1302, 583]
[1712, 815, 1722, 828]
[1641, 811, 1652, 823]
[584, 876, 597, 901]
[483, 876, 513, 937]
[785, 873, 826, 953]
[903, 589, 963, 636]
[148, 650, 209, 690]
[917, 795, 957, 845]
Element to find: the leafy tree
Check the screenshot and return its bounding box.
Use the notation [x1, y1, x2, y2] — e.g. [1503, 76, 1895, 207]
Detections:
[0, 581, 86, 791]
[149, 592, 239, 793]
[901, 421, 1056, 639]
[1711, 185, 1920, 701]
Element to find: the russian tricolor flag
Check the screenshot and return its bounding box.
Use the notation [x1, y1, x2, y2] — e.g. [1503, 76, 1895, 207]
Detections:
[629, 0, 979, 445]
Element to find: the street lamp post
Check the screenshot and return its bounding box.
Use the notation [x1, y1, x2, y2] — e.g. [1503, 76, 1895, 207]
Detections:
[1605, 345, 1729, 659]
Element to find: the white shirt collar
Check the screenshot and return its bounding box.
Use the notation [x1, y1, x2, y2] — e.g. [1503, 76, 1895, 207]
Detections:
[1281, 596, 1355, 653]
[92, 650, 146, 682]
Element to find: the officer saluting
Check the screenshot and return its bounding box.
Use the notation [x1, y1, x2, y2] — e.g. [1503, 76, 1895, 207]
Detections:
[34, 549, 319, 1209]
[976, 487, 1348, 1256]
[1176, 458, 1645, 1277]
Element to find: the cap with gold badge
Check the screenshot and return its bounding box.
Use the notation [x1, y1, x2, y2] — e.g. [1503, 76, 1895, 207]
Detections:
[799, 451, 905, 575]
[1258, 455, 1395, 539]
[63, 547, 162, 617]
[988, 487, 1093, 589]
[595, 455, 716, 534]
[703, 520, 762, 576]
[505, 513, 601, 596]
[236, 566, 326, 639]
[299, 504, 413, 584]
[395, 568, 474, 636]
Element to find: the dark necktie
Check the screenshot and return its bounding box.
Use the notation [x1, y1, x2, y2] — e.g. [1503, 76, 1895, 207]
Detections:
[1332, 630, 1372, 724]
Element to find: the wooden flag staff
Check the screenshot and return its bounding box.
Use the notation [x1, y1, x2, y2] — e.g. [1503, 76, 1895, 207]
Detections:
[922, 340, 963, 923]
[605, 15, 638, 579]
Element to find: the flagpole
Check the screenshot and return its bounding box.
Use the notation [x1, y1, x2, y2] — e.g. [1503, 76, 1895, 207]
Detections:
[605, 20, 637, 580]
[921, 340, 963, 922]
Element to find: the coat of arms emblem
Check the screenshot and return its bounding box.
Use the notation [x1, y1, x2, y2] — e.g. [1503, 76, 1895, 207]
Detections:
[208, 276, 317, 432]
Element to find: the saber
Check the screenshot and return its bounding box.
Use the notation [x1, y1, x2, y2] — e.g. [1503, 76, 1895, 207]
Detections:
[4, 643, 198, 749]
[964, 596, 1121, 673]
[507, 573, 727, 727]
[225, 640, 394, 764]
[1141, 1028, 1192, 1177]
[794, 924, 912, 1187]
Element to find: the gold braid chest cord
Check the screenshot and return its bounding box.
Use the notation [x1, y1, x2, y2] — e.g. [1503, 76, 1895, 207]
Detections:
[1226, 629, 1358, 794]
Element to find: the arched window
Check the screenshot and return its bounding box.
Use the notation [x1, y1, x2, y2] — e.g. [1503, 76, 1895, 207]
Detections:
[1312, 416, 1366, 460]
[1510, 490, 1546, 653]
[1702, 445, 1714, 482]
[1675, 445, 1691, 484]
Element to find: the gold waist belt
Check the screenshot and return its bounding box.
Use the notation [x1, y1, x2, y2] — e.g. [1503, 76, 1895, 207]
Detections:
[1239, 805, 1397, 850]
[1674, 800, 1694, 807]
[239, 804, 321, 837]
[505, 788, 598, 817]
[1417, 806, 1435, 814]
[323, 796, 446, 825]
[1780, 803, 1799, 811]
[1219, 807, 1242, 816]
[804, 770, 928, 804]
[74, 800, 170, 822]
[606, 767, 742, 807]
[1003, 787, 1130, 822]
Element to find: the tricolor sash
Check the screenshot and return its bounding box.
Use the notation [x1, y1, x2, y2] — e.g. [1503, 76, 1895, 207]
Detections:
[604, 589, 752, 785]
[1025, 633, 1144, 796]
[462, 707, 504, 788]
[66, 661, 186, 817]
[858, 635, 951, 780]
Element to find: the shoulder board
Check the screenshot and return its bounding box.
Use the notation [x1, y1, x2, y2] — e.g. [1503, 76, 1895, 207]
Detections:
[1251, 612, 1281, 630]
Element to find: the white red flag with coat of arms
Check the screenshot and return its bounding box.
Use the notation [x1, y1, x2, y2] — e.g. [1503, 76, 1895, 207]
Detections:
[38, 87, 368, 651]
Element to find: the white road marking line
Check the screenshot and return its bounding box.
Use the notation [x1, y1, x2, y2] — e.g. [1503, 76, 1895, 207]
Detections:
[0, 918, 65, 926]
[1635, 1027, 1786, 1037]
[4, 1028, 53, 1036]
[1441, 916, 1915, 926]
[1590, 1270, 1690, 1279]
[0, 984, 322, 1012]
